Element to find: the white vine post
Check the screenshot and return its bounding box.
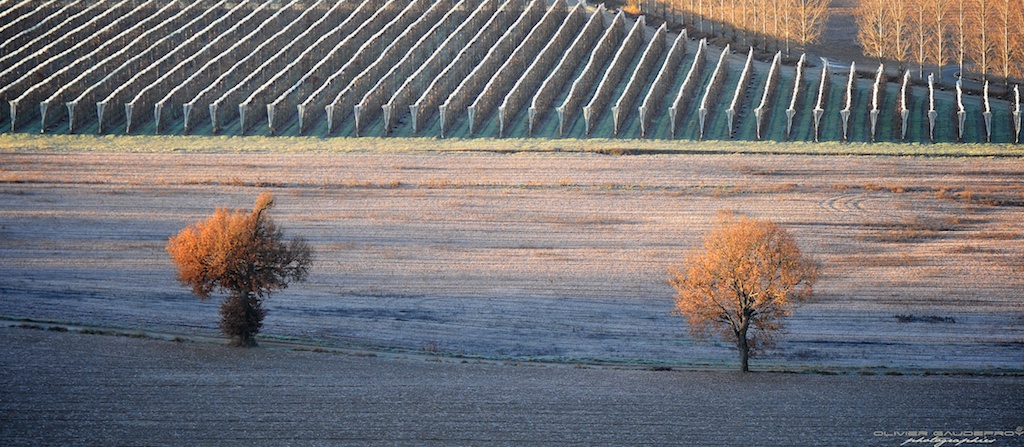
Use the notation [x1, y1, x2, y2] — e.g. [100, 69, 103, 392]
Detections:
[638, 29, 686, 138]
[900, 70, 911, 141]
[6, 0, 139, 133]
[927, 73, 937, 141]
[786, 53, 806, 139]
[511, 1, 586, 137]
[841, 61, 854, 141]
[956, 79, 966, 141]
[554, 9, 623, 137]
[126, 0, 255, 135]
[612, 21, 663, 137]
[698, 44, 729, 141]
[583, 14, 643, 136]
[166, 0, 298, 135]
[983, 80, 992, 142]
[668, 38, 706, 139]
[36, 0, 169, 134]
[532, 4, 602, 136]
[492, 0, 574, 138]
[1013, 85, 1021, 144]
[7, 101, 16, 133]
[870, 64, 883, 142]
[754, 52, 781, 141]
[813, 57, 829, 142]
[726, 47, 753, 138]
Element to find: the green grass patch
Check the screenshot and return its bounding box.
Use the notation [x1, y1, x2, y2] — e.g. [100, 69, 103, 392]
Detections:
[1, 133, 1022, 157]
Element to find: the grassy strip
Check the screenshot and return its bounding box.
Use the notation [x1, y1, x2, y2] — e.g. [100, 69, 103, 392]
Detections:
[0, 133, 1022, 157]
[8, 320, 1022, 375]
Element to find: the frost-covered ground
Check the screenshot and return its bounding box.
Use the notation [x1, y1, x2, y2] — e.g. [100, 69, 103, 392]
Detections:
[1, 150, 1023, 372]
[2, 327, 1023, 446]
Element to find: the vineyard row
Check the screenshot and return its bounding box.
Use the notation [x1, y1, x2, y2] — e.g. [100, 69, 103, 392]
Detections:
[0, 0, 1020, 143]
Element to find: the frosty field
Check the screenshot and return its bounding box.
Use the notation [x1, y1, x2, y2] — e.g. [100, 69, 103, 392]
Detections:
[2, 326, 1022, 446]
[1, 142, 1023, 373]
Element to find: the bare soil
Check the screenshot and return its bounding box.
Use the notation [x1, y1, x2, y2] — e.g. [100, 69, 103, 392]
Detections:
[2, 326, 1022, 446]
[1, 150, 1023, 372]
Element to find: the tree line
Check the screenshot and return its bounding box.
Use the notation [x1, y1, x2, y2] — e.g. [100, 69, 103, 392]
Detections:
[636, 0, 830, 55]
[635, 0, 1022, 86]
[856, 0, 1023, 84]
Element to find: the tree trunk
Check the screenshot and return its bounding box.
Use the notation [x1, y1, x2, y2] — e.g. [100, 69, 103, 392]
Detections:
[736, 328, 750, 372]
[220, 292, 265, 347]
[238, 294, 261, 348]
[235, 332, 257, 348]
[237, 294, 257, 347]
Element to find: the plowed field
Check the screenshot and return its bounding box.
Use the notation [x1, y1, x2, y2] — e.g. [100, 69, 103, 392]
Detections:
[2, 326, 1022, 446]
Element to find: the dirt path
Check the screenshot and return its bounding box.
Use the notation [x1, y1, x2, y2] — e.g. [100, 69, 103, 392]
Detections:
[1, 327, 1022, 446]
[1, 151, 1023, 372]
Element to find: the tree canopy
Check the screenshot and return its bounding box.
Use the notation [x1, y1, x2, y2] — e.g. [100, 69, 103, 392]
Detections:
[167, 192, 313, 346]
[669, 213, 819, 372]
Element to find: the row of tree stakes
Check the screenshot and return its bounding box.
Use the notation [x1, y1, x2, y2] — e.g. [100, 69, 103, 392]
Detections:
[0, 0, 1020, 142]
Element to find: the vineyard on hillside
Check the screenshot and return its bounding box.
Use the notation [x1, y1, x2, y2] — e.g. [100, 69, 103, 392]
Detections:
[0, 0, 1020, 143]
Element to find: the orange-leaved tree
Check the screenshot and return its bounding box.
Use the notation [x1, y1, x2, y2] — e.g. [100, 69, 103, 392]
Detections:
[167, 193, 313, 347]
[668, 213, 819, 372]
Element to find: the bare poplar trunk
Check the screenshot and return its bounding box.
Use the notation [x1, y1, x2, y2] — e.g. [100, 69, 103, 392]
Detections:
[956, 0, 966, 80]
[933, 0, 946, 78]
